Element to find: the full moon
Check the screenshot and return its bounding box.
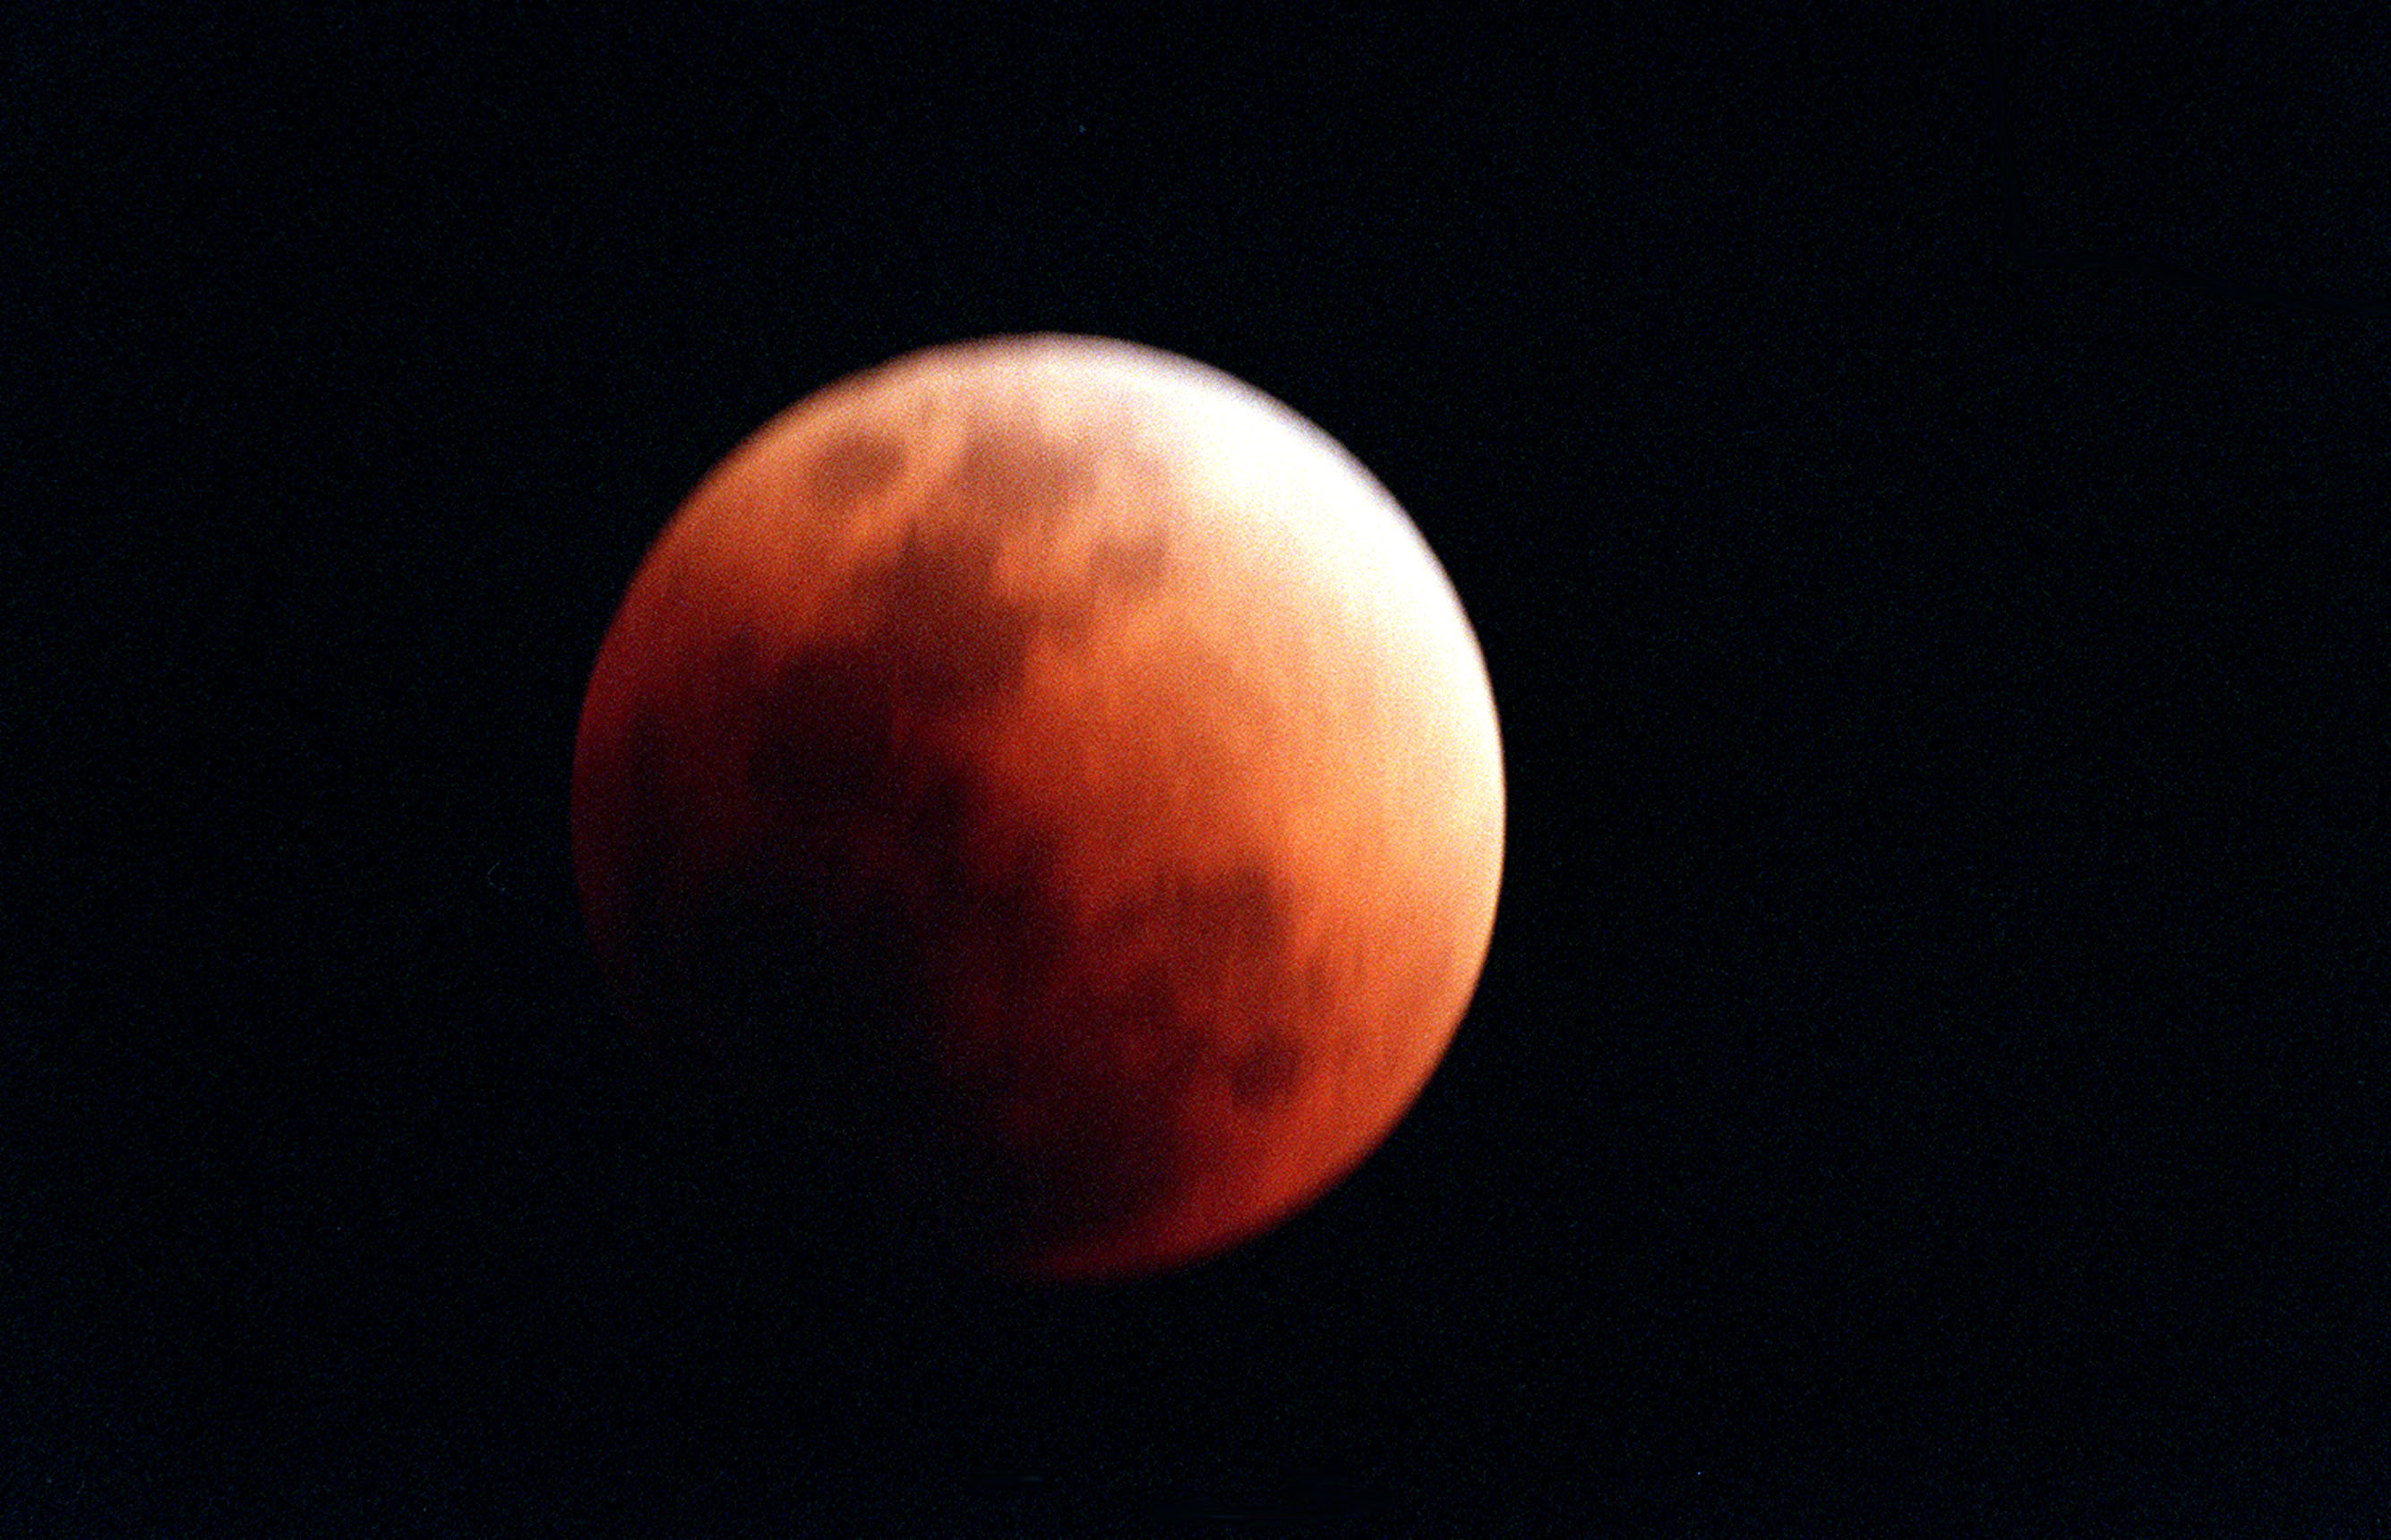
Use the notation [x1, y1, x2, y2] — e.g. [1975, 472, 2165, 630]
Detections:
[572, 336, 1503, 1283]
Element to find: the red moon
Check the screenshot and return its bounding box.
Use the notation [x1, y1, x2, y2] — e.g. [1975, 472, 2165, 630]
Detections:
[571, 336, 1503, 1283]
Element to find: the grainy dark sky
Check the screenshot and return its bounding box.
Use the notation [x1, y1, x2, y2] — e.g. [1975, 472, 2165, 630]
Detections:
[9, 5, 2387, 1533]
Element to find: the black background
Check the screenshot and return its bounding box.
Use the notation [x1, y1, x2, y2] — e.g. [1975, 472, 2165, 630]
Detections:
[9, 5, 2387, 1533]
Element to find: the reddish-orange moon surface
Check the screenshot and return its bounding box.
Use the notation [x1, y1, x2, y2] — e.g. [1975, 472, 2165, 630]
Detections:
[572, 336, 1504, 1283]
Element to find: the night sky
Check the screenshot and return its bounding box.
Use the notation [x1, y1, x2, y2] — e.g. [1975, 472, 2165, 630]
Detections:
[10, 6, 2388, 1533]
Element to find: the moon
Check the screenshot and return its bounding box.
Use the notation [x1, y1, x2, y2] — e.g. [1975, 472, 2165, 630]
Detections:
[571, 336, 1503, 1283]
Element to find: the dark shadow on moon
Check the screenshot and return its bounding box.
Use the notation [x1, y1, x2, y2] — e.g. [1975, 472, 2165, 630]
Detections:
[596, 419, 1331, 1279]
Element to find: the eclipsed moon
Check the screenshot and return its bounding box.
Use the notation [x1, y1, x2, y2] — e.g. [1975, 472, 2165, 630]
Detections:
[571, 335, 1504, 1283]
